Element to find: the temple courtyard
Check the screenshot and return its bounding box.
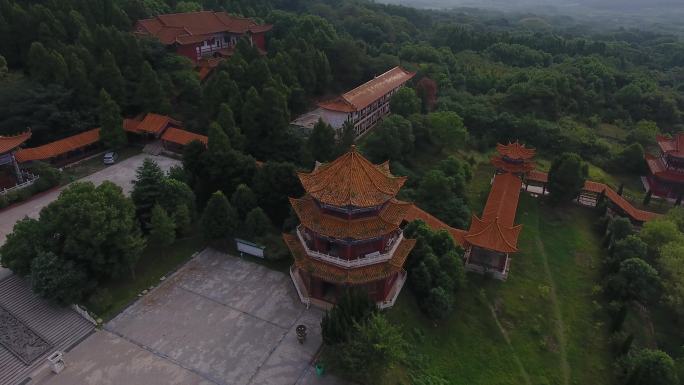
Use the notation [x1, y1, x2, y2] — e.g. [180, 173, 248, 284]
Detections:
[34, 248, 341, 385]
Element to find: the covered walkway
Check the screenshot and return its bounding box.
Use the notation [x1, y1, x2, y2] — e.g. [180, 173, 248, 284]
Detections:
[525, 171, 660, 223]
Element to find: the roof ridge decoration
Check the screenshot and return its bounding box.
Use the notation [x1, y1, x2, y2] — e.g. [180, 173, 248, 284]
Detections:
[298, 147, 407, 208]
[0, 130, 32, 154]
[464, 215, 522, 253]
[496, 141, 536, 160]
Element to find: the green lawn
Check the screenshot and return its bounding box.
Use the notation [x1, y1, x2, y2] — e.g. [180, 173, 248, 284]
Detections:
[387, 195, 614, 385]
[83, 231, 205, 321]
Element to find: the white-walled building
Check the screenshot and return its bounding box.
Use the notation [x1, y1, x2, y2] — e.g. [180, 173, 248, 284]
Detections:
[316, 66, 415, 138]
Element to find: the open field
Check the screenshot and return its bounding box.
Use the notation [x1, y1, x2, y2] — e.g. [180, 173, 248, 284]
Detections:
[387, 194, 614, 384]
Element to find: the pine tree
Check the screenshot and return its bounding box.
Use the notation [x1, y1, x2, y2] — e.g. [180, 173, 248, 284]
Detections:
[67, 53, 95, 107]
[338, 121, 356, 152]
[201, 191, 238, 242]
[244, 207, 271, 238]
[208, 122, 231, 155]
[149, 204, 176, 247]
[231, 184, 257, 219]
[173, 204, 192, 237]
[27, 42, 52, 82]
[308, 119, 337, 162]
[0, 55, 7, 79]
[242, 87, 262, 151]
[98, 89, 126, 149]
[135, 61, 167, 113]
[131, 158, 166, 227]
[217, 103, 246, 151]
[97, 50, 126, 104]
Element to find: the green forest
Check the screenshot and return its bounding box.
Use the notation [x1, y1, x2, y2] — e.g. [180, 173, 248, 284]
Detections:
[2, 0, 684, 384]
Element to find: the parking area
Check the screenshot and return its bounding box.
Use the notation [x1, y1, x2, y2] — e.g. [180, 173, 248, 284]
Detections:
[0, 153, 180, 246]
[36, 249, 343, 385]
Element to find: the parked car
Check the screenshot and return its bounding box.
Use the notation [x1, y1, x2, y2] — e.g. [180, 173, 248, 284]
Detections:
[103, 151, 118, 165]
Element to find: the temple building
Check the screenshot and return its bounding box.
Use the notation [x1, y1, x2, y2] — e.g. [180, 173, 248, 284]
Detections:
[0, 131, 36, 193]
[298, 66, 415, 138]
[284, 147, 416, 309]
[491, 142, 536, 176]
[134, 11, 272, 67]
[645, 133, 684, 200]
[461, 142, 530, 280]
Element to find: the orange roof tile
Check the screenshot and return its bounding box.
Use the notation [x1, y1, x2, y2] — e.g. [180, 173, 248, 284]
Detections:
[526, 170, 548, 183]
[291, 196, 411, 239]
[298, 146, 406, 208]
[283, 233, 415, 284]
[496, 141, 536, 160]
[465, 215, 522, 253]
[464, 172, 523, 253]
[161, 127, 208, 147]
[491, 156, 536, 173]
[134, 113, 181, 135]
[318, 67, 415, 113]
[197, 57, 223, 81]
[135, 11, 272, 46]
[123, 117, 143, 133]
[0, 131, 31, 154]
[403, 204, 467, 247]
[657, 133, 684, 158]
[583, 180, 606, 194]
[646, 154, 684, 183]
[15, 129, 99, 163]
[523, 170, 659, 223]
[603, 186, 661, 223]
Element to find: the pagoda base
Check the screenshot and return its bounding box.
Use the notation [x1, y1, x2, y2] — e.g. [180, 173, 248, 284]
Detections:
[289, 265, 406, 310]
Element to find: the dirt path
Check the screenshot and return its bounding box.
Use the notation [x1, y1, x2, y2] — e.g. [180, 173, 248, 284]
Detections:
[535, 236, 571, 385]
[485, 297, 533, 385]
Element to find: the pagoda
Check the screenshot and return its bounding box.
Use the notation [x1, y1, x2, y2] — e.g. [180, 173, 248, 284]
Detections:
[490, 141, 536, 176]
[283, 147, 416, 309]
[645, 133, 684, 200]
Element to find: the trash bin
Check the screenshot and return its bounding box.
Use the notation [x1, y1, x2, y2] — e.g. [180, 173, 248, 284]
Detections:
[315, 362, 325, 376]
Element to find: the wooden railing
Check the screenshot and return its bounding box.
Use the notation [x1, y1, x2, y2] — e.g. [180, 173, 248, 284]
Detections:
[296, 227, 403, 269]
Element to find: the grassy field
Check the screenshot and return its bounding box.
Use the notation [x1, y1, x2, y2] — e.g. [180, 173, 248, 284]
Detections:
[387, 194, 614, 385]
[83, 231, 205, 321]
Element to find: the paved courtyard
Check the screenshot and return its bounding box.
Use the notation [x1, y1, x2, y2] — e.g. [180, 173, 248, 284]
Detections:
[0, 153, 179, 245]
[36, 249, 344, 385]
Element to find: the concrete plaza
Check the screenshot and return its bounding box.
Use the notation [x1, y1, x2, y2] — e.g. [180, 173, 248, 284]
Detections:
[36, 249, 344, 385]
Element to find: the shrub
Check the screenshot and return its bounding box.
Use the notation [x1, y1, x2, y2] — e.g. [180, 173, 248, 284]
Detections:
[244, 207, 272, 238]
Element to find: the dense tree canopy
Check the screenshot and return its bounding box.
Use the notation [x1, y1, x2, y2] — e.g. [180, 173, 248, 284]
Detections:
[547, 152, 588, 205]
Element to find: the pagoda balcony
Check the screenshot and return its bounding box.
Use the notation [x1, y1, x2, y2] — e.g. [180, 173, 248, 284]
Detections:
[296, 226, 404, 269]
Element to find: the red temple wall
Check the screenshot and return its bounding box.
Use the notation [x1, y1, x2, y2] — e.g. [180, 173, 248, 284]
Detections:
[253, 33, 266, 50]
[303, 271, 394, 303]
[175, 43, 201, 63]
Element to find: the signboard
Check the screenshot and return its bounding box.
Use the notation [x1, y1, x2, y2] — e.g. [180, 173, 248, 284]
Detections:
[235, 238, 266, 259]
